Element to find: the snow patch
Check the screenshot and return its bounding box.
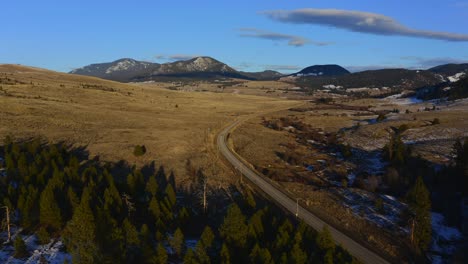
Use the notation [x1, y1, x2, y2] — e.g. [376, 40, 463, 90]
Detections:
[106, 60, 137, 74]
[447, 72, 466, 82]
[430, 212, 463, 263]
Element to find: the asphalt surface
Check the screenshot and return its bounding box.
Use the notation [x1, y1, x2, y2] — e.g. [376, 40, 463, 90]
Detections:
[217, 118, 390, 264]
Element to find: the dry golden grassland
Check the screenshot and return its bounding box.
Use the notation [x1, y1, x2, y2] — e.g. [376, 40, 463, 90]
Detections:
[144, 79, 313, 99]
[230, 97, 468, 259]
[0, 64, 296, 186]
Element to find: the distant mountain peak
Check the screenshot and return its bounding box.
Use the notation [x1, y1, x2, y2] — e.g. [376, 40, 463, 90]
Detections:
[69, 56, 255, 82]
[291, 64, 350, 77]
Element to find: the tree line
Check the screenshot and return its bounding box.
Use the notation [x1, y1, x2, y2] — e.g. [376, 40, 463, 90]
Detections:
[0, 137, 357, 263]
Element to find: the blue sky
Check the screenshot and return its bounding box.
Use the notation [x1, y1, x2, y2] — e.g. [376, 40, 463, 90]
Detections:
[1, 0, 468, 73]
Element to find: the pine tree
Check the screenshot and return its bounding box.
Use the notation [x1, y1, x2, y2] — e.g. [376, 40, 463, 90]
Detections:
[63, 188, 99, 264]
[200, 226, 215, 249]
[39, 183, 62, 230]
[290, 242, 307, 264]
[314, 226, 336, 263]
[148, 197, 161, 219]
[316, 226, 335, 252]
[248, 210, 264, 240]
[37, 226, 50, 245]
[219, 204, 248, 248]
[183, 248, 198, 264]
[18, 185, 39, 229]
[178, 206, 190, 227]
[195, 241, 211, 264]
[220, 243, 230, 264]
[123, 218, 140, 261]
[140, 224, 153, 261]
[165, 184, 176, 207]
[14, 236, 28, 259]
[154, 243, 168, 264]
[170, 228, 185, 256]
[145, 175, 159, 198]
[406, 176, 432, 251]
[67, 187, 79, 211]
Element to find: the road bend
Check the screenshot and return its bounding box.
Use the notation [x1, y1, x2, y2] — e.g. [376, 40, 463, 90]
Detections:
[217, 118, 390, 264]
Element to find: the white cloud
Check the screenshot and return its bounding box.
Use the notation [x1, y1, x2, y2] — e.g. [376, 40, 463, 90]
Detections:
[262, 8, 468, 42]
[238, 28, 331, 47]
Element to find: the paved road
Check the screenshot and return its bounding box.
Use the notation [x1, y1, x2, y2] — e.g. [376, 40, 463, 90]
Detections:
[217, 118, 390, 264]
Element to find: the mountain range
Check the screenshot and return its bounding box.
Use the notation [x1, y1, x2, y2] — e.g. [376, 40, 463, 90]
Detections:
[70, 57, 468, 93]
[70, 57, 284, 82]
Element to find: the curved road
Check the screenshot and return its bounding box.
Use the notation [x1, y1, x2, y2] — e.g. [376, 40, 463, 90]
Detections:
[217, 118, 389, 264]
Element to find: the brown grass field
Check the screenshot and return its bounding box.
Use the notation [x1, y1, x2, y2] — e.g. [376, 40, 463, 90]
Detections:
[0, 64, 297, 187]
[230, 97, 468, 259]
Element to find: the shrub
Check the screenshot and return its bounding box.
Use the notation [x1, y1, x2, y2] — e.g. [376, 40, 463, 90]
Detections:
[398, 124, 409, 133]
[37, 227, 50, 245]
[432, 118, 440, 125]
[14, 236, 28, 259]
[133, 145, 147, 156]
[340, 144, 352, 159]
[376, 114, 386, 122]
[374, 198, 385, 214]
[341, 179, 348, 188]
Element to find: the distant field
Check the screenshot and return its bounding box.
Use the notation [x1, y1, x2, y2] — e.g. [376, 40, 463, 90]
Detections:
[0, 64, 296, 186]
[230, 97, 468, 259]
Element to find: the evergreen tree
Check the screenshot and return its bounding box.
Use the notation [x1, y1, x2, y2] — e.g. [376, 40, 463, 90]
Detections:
[154, 243, 168, 264]
[14, 236, 28, 259]
[248, 210, 264, 240]
[39, 183, 62, 230]
[219, 204, 248, 248]
[220, 243, 230, 264]
[67, 187, 79, 211]
[18, 185, 39, 229]
[123, 218, 140, 261]
[63, 188, 100, 264]
[178, 207, 190, 227]
[290, 242, 307, 264]
[165, 184, 177, 207]
[183, 248, 198, 264]
[316, 226, 335, 263]
[170, 228, 185, 256]
[36, 226, 50, 245]
[145, 175, 159, 198]
[406, 176, 432, 251]
[195, 242, 211, 264]
[148, 197, 161, 219]
[316, 226, 335, 252]
[200, 226, 215, 249]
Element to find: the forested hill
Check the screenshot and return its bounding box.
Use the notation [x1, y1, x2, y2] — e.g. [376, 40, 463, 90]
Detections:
[0, 138, 355, 263]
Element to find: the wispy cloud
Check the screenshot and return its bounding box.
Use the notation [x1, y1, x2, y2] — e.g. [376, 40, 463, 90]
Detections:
[238, 28, 331, 47]
[400, 56, 468, 68]
[154, 54, 201, 62]
[261, 8, 468, 42]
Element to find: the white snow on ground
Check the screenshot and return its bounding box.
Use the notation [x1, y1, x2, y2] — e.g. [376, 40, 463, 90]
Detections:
[335, 189, 408, 233]
[106, 59, 137, 74]
[185, 239, 198, 250]
[429, 212, 463, 264]
[390, 96, 423, 105]
[447, 72, 466, 82]
[322, 84, 343, 89]
[0, 230, 71, 264]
